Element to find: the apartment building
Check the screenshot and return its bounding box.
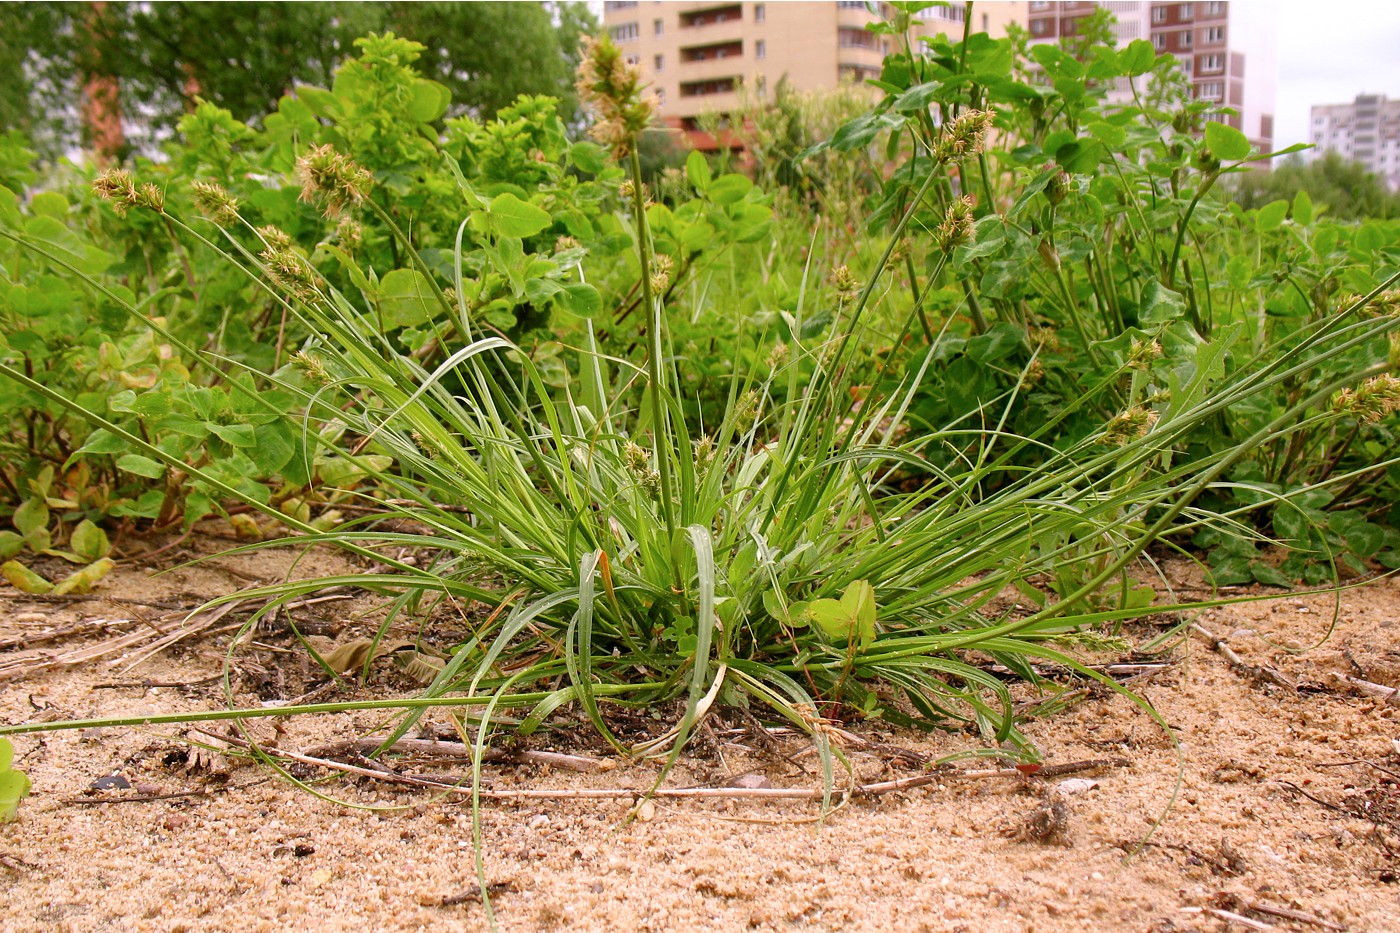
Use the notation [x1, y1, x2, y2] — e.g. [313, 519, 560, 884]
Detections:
[601, 1, 1024, 148]
[1026, 2, 1276, 154]
[1309, 95, 1400, 191]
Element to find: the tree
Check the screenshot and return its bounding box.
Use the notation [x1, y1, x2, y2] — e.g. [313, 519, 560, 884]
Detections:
[1230, 152, 1400, 221]
[0, 2, 597, 159]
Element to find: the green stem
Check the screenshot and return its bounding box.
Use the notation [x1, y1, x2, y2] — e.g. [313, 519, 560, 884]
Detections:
[628, 146, 678, 544]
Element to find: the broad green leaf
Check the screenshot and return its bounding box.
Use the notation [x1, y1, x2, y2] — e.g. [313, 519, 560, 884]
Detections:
[556, 281, 602, 318]
[1120, 39, 1156, 75]
[1204, 121, 1250, 162]
[0, 531, 23, 559]
[686, 149, 712, 192]
[707, 173, 753, 206]
[206, 422, 257, 447]
[569, 141, 608, 174]
[1292, 190, 1314, 227]
[1255, 199, 1288, 232]
[115, 454, 166, 479]
[488, 192, 552, 239]
[376, 268, 436, 329]
[1139, 280, 1187, 324]
[409, 80, 451, 123]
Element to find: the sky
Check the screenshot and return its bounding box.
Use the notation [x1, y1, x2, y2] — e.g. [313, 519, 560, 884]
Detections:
[1272, 0, 1400, 149]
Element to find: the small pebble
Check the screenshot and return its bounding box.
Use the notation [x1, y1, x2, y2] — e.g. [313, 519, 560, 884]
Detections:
[527, 813, 550, 831]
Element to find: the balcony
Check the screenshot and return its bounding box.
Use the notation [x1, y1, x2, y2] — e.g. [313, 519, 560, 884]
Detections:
[679, 4, 743, 29]
[679, 76, 741, 99]
[677, 55, 749, 82]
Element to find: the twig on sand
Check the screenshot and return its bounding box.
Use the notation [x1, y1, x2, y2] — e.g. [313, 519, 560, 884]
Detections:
[1181, 906, 1276, 931]
[201, 729, 1128, 802]
[304, 737, 615, 774]
[1327, 671, 1400, 706]
[1191, 623, 1297, 691]
[1213, 892, 1347, 931]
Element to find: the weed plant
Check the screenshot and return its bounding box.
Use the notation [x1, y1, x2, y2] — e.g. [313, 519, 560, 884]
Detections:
[5, 25, 1400, 774]
[1, 23, 1400, 886]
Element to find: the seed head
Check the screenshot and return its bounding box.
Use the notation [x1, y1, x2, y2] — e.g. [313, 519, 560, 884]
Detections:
[576, 35, 658, 158]
[932, 109, 996, 164]
[1102, 406, 1158, 445]
[650, 253, 674, 293]
[1332, 374, 1400, 424]
[832, 264, 860, 297]
[291, 350, 331, 386]
[935, 196, 976, 252]
[94, 169, 165, 216]
[295, 144, 374, 218]
[192, 181, 239, 226]
[1128, 338, 1162, 371]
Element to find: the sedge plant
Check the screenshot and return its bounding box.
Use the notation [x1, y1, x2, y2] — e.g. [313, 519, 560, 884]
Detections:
[5, 38, 1400, 813]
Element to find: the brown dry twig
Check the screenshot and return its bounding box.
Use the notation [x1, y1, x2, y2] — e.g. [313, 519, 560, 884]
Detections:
[1327, 671, 1400, 706]
[203, 729, 1128, 802]
[304, 737, 615, 774]
[1191, 623, 1297, 691]
[1213, 892, 1347, 932]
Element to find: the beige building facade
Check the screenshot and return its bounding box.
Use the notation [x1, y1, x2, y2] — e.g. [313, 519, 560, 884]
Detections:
[1309, 95, 1400, 191]
[602, 1, 1025, 147]
[1026, 2, 1276, 154]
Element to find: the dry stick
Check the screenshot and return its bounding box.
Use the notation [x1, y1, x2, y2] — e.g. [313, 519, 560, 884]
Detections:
[205, 730, 1126, 801]
[1181, 906, 1276, 932]
[304, 738, 615, 774]
[1217, 894, 1348, 932]
[1328, 671, 1400, 706]
[1191, 623, 1297, 691]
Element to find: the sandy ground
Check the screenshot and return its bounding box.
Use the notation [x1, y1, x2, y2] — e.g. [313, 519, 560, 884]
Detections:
[2, 535, 1399, 932]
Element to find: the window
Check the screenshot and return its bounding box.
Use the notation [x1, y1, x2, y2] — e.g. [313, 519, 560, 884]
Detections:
[1179, 30, 1192, 47]
[1199, 81, 1223, 99]
[603, 0, 637, 8]
[838, 26, 879, 48]
[1151, 5, 1167, 22]
[625, 54, 640, 65]
[654, 54, 664, 71]
[1205, 26, 1224, 42]
[756, 39, 765, 59]
[838, 0, 866, 7]
[654, 18, 664, 36]
[1152, 33, 1165, 50]
[754, 3, 765, 23]
[1030, 18, 1053, 37]
[1030, 0, 1050, 7]
[610, 22, 639, 42]
[1179, 3, 1193, 18]
[656, 88, 665, 105]
[1203, 1, 1224, 13]
[982, 13, 989, 30]
[1201, 53, 1223, 72]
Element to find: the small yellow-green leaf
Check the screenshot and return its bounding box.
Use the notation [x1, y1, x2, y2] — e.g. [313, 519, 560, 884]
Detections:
[0, 738, 30, 823]
[51, 557, 114, 595]
[71, 519, 111, 562]
[1, 560, 53, 594]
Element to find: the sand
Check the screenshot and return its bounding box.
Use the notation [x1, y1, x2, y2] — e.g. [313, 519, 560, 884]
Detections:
[2, 535, 1398, 932]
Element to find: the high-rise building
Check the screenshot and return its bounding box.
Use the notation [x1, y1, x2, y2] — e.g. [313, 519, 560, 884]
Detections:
[1025, 2, 1276, 154]
[1309, 95, 1400, 191]
[601, 1, 1025, 149]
